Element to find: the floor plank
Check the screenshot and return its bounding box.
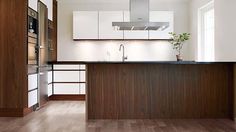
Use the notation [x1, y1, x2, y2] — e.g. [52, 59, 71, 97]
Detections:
[0, 101, 236, 132]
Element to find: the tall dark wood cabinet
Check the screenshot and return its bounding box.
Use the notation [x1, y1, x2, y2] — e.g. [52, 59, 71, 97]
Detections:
[0, 0, 57, 117]
[0, 0, 28, 116]
[52, 0, 57, 61]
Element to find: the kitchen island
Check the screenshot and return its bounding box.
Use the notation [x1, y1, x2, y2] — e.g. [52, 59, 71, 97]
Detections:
[50, 61, 235, 119]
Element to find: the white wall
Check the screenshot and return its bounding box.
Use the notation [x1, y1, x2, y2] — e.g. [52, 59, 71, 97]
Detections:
[57, 0, 191, 61]
[215, 0, 236, 61]
[190, 0, 236, 61]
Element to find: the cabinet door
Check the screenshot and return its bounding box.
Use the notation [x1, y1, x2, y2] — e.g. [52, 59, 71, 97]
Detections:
[28, 0, 38, 11]
[149, 11, 174, 39]
[99, 11, 123, 39]
[28, 74, 38, 91]
[40, 0, 53, 21]
[123, 11, 148, 39]
[28, 89, 38, 107]
[73, 11, 99, 40]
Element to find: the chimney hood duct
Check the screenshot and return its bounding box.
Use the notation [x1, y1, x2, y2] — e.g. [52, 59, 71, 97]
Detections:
[112, 0, 169, 31]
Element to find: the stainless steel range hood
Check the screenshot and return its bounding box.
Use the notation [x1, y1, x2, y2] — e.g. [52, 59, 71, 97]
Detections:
[112, 0, 169, 31]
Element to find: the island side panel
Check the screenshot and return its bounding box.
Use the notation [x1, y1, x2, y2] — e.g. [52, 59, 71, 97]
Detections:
[87, 63, 234, 119]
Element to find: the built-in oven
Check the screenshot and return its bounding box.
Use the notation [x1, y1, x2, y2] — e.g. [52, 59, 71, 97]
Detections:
[28, 8, 38, 65]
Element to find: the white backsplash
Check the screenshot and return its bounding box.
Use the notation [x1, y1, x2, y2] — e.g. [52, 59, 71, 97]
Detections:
[58, 40, 181, 61]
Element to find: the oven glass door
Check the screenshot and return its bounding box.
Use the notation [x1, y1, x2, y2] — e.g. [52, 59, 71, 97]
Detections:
[28, 36, 37, 65]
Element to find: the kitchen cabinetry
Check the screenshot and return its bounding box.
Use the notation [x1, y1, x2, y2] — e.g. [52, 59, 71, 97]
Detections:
[123, 11, 148, 39]
[50, 64, 86, 97]
[40, 0, 53, 21]
[28, 74, 38, 108]
[0, 0, 58, 117]
[87, 63, 234, 119]
[73, 11, 174, 40]
[149, 11, 174, 39]
[73, 11, 99, 40]
[99, 11, 124, 39]
[51, 0, 57, 61]
[28, 0, 38, 11]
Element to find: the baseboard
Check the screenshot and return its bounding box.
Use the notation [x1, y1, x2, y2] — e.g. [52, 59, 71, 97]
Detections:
[23, 107, 34, 116]
[0, 108, 24, 117]
[49, 94, 85, 101]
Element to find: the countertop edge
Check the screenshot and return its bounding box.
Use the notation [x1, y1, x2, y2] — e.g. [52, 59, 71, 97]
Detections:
[48, 61, 236, 65]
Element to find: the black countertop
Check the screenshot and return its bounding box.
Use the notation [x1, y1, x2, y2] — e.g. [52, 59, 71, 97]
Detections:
[48, 61, 235, 65]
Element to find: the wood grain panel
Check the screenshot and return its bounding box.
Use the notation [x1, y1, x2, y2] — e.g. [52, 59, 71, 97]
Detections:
[87, 64, 234, 119]
[52, 0, 57, 61]
[234, 64, 236, 121]
[49, 95, 85, 101]
[0, 108, 24, 117]
[0, 0, 28, 116]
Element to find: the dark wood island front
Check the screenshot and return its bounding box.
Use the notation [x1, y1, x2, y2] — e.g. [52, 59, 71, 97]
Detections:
[86, 62, 235, 119]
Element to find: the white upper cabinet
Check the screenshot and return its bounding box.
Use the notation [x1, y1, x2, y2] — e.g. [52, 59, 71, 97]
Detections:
[99, 11, 123, 39]
[73, 11, 99, 40]
[72, 11, 174, 40]
[149, 11, 174, 39]
[123, 11, 149, 39]
[40, 0, 53, 21]
[28, 0, 38, 11]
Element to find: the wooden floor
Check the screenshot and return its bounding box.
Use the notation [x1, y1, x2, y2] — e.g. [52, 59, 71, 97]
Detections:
[0, 101, 236, 132]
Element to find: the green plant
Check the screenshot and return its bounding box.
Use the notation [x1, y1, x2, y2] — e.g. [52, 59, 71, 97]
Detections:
[169, 32, 190, 55]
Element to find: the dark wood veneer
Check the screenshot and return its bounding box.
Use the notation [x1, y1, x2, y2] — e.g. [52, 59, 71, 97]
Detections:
[52, 0, 57, 61]
[49, 95, 85, 101]
[0, 0, 28, 116]
[87, 64, 234, 119]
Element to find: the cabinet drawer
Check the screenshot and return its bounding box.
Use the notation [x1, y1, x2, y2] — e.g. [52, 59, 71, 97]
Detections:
[28, 74, 38, 91]
[79, 71, 86, 82]
[48, 84, 53, 96]
[54, 84, 79, 94]
[28, 89, 38, 107]
[54, 71, 80, 82]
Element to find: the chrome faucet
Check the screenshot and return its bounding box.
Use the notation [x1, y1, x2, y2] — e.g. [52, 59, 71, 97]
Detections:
[119, 44, 128, 62]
